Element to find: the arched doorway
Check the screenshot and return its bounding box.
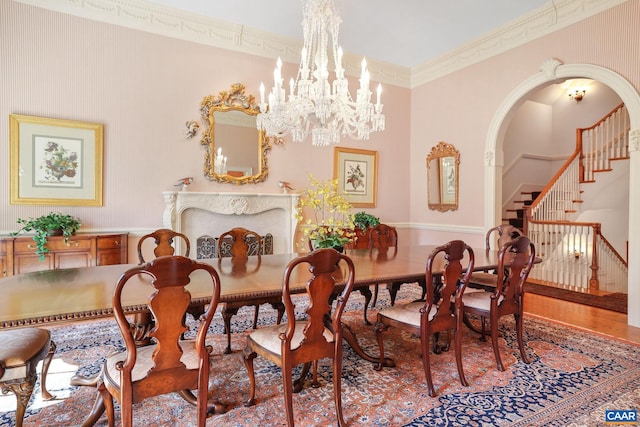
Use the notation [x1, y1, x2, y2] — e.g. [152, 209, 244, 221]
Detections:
[484, 59, 640, 326]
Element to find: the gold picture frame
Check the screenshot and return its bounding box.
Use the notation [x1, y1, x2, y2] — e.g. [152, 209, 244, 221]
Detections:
[9, 114, 104, 206]
[333, 147, 377, 208]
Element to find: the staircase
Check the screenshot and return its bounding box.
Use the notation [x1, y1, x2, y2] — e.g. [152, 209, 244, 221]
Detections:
[505, 190, 542, 230]
[519, 103, 630, 293]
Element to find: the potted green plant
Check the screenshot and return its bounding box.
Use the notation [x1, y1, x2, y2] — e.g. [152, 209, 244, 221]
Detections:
[353, 211, 380, 231]
[10, 212, 82, 260]
[351, 211, 380, 248]
[295, 173, 355, 250]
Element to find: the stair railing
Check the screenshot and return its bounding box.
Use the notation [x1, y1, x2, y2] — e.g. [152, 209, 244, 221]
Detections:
[525, 217, 628, 292]
[523, 103, 629, 292]
[579, 103, 629, 183]
[596, 231, 628, 293]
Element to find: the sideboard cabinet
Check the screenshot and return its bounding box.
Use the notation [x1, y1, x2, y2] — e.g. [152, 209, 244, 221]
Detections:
[0, 233, 128, 277]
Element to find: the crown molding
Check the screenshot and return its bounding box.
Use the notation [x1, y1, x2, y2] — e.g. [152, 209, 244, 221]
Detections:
[411, 0, 628, 87]
[14, 0, 627, 89]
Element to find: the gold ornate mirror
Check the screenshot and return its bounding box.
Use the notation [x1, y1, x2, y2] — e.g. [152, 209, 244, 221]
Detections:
[426, 141, 459, 212]
[200, 83, 270, 184]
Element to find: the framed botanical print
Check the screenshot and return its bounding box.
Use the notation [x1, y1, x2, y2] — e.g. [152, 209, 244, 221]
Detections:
[333, 147, 377, 208]
[9, 114, 103, 206]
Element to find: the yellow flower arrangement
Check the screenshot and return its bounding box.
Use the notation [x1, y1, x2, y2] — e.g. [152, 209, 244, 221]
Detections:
[295, 173, 355, 250]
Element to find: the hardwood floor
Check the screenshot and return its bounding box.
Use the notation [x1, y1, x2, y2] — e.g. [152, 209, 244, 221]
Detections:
[524, 292, 640, 344]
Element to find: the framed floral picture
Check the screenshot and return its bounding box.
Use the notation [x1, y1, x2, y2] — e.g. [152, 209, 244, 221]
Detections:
[439, 156, 456, 203]
[333, 147, 377, 207]
[9, 114, 103, 206]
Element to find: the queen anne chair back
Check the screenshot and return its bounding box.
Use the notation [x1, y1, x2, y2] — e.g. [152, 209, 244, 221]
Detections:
[468, 225, 523, 289]
[243, 248, 356, 427]
[368, 223, 427, 309]
[98, 256, 221, 427]
[137, 228, 190, 263]
[217, 227, 262, 259]
[368, 223, 398, 252]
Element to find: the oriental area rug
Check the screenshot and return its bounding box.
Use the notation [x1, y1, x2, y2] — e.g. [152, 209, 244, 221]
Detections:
[1, 286, 639, 427]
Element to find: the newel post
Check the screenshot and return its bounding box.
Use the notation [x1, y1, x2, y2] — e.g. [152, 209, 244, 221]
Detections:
[589, 223, 600, 291]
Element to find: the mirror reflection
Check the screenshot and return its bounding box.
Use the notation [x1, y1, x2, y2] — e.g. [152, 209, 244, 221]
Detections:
[426, 141, 459, 212]
[200, 83, 270, 184]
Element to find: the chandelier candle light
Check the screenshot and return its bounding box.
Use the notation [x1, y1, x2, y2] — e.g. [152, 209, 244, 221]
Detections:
[257, 0, 385, 146]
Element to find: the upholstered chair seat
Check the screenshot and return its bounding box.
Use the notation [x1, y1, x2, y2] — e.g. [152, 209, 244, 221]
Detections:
[103, 341, 200, 387]
[375, 301, 437, 326]
[0, 328, 55, 427]
[248, 321, 335, 356]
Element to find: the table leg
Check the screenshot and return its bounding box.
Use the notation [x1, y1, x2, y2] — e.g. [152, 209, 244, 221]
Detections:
[341, 323, 395, 367]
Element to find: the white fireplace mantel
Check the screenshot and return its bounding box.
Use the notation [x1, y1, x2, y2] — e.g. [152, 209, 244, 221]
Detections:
[162, 191, 300, 255]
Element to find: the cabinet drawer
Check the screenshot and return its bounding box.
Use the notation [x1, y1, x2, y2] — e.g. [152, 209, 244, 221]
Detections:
[13, 236, 91, 253]
[97, 235, 127, 249]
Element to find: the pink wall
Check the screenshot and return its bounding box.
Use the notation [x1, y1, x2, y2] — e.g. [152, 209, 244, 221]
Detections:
[410, 0, 640, 246]
[0, 1, 410, 235]
[1, 1, 638, 252]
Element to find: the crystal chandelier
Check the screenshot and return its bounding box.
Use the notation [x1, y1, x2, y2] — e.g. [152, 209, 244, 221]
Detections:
[257, 0, 385, 147]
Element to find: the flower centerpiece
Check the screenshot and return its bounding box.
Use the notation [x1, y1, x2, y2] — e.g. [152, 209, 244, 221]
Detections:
[296, 173, 355, 250]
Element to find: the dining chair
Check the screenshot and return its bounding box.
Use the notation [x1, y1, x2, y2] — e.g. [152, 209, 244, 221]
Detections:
[97, 256, 222, 427]
[137, 228, 196, 342]
[218, 227, 284, 354]
[0, 328, 56, 427]
[467, 225, 522, 289]
[374, 240, 475, 397]
[368, 223, 427, 308]
[243, 248, 356, 427]
[136, 228, 190, 262]
[462, 235, 536, 371]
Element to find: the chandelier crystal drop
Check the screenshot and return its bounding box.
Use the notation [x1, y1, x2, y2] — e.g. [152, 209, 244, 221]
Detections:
[257, 0, 385, 147]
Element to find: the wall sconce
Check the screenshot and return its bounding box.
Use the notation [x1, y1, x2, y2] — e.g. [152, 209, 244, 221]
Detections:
[568, 89, 586, 102]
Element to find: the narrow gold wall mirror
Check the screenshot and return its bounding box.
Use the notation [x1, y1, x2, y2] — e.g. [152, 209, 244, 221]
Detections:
[200, 83, 270, 184]
[426, 141, 459, 212]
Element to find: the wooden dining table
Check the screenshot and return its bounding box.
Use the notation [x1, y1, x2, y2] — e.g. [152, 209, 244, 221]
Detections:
[0, 244, 503, 426]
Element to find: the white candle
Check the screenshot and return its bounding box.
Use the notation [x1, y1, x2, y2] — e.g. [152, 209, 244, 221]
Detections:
[376, 84, 382, 107]
[259, 83, 265, 104]
[274, 57, 282, 87]
[301, 47, 307, 70]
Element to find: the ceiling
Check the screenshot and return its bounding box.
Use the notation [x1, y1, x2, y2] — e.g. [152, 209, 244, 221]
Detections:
[147, 0, 550, 68]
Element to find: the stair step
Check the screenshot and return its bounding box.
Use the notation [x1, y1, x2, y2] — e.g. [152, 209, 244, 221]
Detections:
[593, 168, 613, 173]
[508, 218, 523, 228]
